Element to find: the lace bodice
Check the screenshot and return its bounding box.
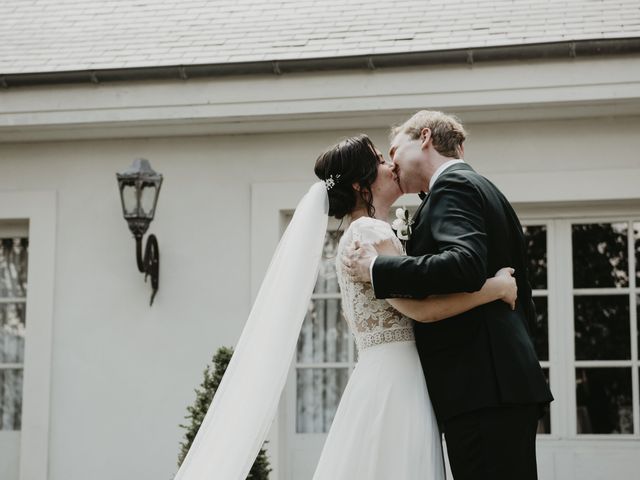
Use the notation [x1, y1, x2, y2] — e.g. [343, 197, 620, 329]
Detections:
[336, 217, 415, 352]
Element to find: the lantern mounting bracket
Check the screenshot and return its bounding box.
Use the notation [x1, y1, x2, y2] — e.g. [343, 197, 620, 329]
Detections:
[135, 233, 159, 306]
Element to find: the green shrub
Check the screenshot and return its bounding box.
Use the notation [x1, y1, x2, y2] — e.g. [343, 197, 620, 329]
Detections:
[178, 346, 271, 479]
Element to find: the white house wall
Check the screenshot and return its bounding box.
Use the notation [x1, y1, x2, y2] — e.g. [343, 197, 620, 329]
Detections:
[0, 113, 639, 478]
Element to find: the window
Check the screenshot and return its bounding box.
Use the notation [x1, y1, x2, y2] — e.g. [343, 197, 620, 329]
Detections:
[291, 211, 640, 445]
[294, 218, 557, 436]
[572, 220, 639, 435]
[0, 236, 28, 431]
[0, 192, 55, 480]
[295, 230, 355, 433]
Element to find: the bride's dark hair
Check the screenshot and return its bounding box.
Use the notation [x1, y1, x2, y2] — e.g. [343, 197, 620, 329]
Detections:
[314, 134, 379, 219]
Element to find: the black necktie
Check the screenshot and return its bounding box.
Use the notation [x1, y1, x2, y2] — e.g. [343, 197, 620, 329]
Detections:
[418, 191, 427, 200]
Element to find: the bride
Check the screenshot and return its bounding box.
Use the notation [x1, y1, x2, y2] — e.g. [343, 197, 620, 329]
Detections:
[173, 134, 517, 480]
[310, 134, 517, 479]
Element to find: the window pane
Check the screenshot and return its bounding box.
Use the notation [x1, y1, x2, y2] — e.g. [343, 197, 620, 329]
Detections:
[572, 223, 628, 288]
[296, 368, 349, 433]
[121, 183, 138, 215]
[0, 238, 28, 298]
[140, 184, 158, 217]
[313, 231, 343, 294]
[523, 225, 547, 290]
[576, 368, 633, 434]
[297, 299, 349, 363]
[0, 303, 26, 364]
[532, 297, 548, 361]
[0, 368, 22, 430]
[537, 368, 551, 434]
[574, 295, 630, 360]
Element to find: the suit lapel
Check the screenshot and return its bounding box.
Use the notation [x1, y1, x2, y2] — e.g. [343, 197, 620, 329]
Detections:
[406, 163, 473, 254]
[412, 163, 474, 223]
[412, 163, 472, 220]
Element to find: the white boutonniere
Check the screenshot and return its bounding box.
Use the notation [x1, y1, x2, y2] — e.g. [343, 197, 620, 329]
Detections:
[391, 207, 413, 252]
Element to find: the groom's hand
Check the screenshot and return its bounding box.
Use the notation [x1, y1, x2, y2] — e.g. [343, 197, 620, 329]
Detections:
[343, 240, 378, 283]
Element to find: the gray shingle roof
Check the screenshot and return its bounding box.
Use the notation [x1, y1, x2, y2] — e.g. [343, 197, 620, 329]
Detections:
[1, 0, 639, 75]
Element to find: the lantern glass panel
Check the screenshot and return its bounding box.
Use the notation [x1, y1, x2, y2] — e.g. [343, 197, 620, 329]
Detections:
[140, 184, 158, 217]
[121, 183, 138, 216]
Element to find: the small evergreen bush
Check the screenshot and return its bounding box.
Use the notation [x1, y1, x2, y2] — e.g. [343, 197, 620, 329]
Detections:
[178, 346, 271, 479]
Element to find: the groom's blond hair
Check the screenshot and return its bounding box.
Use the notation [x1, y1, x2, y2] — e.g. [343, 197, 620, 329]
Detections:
[391, 110, 466, 159]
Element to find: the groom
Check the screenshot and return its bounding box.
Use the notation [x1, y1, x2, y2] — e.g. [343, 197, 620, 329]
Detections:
[346, 110, 553, 480]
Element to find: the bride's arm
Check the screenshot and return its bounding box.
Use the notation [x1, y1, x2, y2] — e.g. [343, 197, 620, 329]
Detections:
[387, 270, 517, 323]
[367, 236, 517, 323]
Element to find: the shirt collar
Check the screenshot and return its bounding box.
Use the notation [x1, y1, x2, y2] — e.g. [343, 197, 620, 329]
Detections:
[428, 159, 465, 191]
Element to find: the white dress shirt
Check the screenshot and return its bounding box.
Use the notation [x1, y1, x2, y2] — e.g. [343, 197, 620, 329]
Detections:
[369, 159, 466, 288]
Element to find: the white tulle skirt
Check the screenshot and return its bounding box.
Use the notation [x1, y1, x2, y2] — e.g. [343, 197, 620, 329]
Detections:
[312, 340, 445, 480]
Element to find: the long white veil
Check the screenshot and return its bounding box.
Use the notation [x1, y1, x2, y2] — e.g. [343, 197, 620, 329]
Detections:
[175, 181, 329, 479]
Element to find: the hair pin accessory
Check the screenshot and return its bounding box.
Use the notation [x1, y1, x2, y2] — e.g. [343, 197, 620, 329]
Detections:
[324, 174, 341, 191]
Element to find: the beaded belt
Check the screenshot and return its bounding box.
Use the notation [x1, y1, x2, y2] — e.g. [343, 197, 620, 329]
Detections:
[356, 327, 415, 351]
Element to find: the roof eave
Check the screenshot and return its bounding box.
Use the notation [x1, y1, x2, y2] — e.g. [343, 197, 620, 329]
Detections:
[2, 38, 640, 88]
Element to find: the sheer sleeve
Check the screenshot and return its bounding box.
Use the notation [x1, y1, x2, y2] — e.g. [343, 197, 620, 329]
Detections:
[349, 217, 403, 253]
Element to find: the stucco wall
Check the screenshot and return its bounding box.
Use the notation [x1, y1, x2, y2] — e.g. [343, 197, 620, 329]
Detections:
[0, 114, 639, 479]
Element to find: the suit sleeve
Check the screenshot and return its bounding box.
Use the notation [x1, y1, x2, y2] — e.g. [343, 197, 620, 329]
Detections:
[372, 172, 488, 299]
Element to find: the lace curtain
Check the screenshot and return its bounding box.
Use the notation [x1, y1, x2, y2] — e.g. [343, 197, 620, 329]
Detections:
[0, 237, 28, 431]
[296, 231, 352, 433]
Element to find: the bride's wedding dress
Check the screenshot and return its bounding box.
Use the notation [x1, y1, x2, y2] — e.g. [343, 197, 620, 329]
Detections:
[313, 216, 445, 480]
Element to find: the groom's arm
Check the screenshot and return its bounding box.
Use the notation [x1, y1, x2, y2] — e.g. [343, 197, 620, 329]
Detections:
[372, 172, 488, 299]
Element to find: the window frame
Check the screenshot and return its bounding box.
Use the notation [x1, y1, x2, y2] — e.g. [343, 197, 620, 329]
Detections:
[518, 202, 640, 440]
[521, 219, 555, 437]
[0, 191, 56, 480]
[563, 215, 639, 439]
[288, 208, 640, 446]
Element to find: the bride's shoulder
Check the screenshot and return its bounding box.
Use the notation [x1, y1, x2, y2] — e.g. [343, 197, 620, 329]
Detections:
[345, 216, 394, 241]
[353, 216, 392, 229]
[335, 217, 394, 266]
[349, 216, 389, 228]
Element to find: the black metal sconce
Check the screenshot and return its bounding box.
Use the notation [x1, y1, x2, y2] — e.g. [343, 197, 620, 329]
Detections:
[116, 158, 163, 306]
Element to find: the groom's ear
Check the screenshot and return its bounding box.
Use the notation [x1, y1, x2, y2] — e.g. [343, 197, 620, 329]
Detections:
[420, 128, 432, 149]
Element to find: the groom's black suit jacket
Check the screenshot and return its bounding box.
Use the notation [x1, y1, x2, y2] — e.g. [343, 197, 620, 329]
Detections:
[372, 163, 553, 423]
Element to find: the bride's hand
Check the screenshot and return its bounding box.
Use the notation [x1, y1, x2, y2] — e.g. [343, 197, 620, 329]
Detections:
[372, 237, 402, 256]
[489, 267, 517, 310]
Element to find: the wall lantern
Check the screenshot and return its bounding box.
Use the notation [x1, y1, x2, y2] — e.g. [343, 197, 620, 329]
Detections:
[116, 158, 163, 306]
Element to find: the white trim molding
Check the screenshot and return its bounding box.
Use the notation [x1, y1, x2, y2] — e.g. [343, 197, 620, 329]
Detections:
[251, 181, 318, 479]
[2, 55, 640, 141]
[0, 190, 57, 480]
